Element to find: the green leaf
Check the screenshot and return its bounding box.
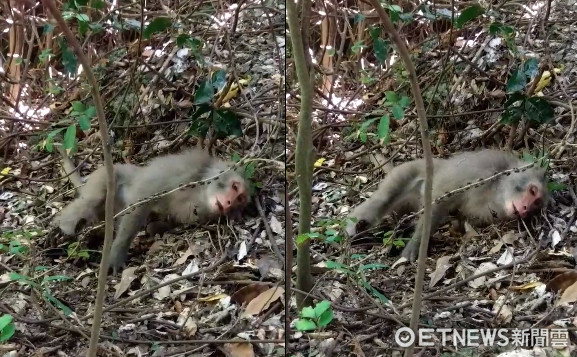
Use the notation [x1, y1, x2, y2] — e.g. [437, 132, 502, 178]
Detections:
[351, 41, 364, 54]
[63, 125, 76, 151]
[78, 115, 91, 130]
[361, 280, 389, 304]
[500, 105, 524, 125]
[317, 309, 334, 328]
[524, 97, 554, 123]
[44, 137, 53, 152]
[506, 69, 526, 93]
[0, 314, 13, 331]
[211, 70, 227, 92]
[71, 101, 85, 112]
[358, 263, 389, 271]
[143, 17, 172, 39]
[385, 91, 399, 103]
[9, 273, 36, 287]
[313, 300, 331, 317]
[301, 306, 316, 319]
[294, 318, 317, 331]
[325, 229, 338, 236]
[377, 115, 390, 144]
[244, 162, 255, 179]
[75, 13, 89, 22]
[504, 92, 527, 108]
[39, 49, 53, 62]
[194, 80, 214, 104]
[353, 13, 365, 24]
[399, 96, 410, 107]
[373, 38, 388, 64]
[44, 293, 73, 316]
[60, 42, 77, 74]
[391, 104, 404, 119]
[88, 23, 103, 33]
[43, 275, 73, 282]
[176, 35, 203, 60]
[296, 234, 310, 244]
[90, 0, 106, 9]
[325, 235, 342, 243]
[455, 4, 485, 29]
[0, 315, 14, 342]
[325, 260, 352, 273]
[523, 58, 539, 79]
[214, 109, 242, 138]
[547, 181, 565, 192]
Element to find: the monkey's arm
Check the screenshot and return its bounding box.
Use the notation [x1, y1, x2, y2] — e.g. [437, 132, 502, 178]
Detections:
[108, 205, 151, 273]
[346, 161, 424, 236]
[401, 202, 449, 261]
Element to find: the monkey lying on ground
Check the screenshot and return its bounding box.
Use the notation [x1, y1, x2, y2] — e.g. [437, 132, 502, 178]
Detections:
[53, 149, 250, 272]
[345, 150, 548, 261]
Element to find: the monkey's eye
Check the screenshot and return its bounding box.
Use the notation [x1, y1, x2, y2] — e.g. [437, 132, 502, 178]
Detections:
[232, 181, 239, 192]
[528, 184, 538, 196]
[515, 185, 524, 192]
[217, 181, 226, 189]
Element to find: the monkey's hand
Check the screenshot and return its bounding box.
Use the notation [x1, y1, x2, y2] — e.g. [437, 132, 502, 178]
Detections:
[401, 238, 420, 262]
[345, 217, 371, 237]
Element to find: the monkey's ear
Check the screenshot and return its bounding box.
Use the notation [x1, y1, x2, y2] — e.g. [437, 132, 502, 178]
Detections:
[413, 178, 425, 195]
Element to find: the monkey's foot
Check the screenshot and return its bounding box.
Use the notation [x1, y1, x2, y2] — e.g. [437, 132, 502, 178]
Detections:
[107, 249, 128, 274]
[401, 239, 420, 262]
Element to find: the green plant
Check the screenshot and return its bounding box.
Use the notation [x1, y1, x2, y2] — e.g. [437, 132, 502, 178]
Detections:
[501, 58, 554, 126]
[0, 229, 40, 255]
[294, 300, 333, 331]
[0, 314, 15, 342]
[187, 70, 243, 140]
[350, 91, 410, 144]
[382, 230, 407, 248]
[67, 242, 90, 260]
[41, 100, 95, 154]
[10, 271, 74, 316]
[325, 258, 390, 304]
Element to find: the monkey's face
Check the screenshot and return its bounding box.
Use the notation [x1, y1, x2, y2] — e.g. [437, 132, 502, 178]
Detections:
[207, 174, 249, 216]
[503, 170, 547, 219]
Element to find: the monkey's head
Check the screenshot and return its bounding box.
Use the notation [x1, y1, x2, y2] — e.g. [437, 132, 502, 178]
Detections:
[501, 167, 548, 219]
[205, 169, 250, 216]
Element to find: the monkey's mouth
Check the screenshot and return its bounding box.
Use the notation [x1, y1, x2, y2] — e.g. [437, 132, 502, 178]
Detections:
[511, 204, 528, 218]
[215, 200, 225, 213]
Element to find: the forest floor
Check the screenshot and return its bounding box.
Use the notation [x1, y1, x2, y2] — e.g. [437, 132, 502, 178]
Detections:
[0, 1, 285, 356]
[287, 1, 577, 356]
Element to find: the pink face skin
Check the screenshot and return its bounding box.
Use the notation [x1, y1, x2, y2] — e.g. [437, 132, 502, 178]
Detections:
[210, 180, 248, 215]
[505, 183, 544, 218]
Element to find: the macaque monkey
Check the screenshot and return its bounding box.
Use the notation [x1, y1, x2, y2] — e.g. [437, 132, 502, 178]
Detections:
[53, 149, 250, 272]
[345, 150, 548, 261]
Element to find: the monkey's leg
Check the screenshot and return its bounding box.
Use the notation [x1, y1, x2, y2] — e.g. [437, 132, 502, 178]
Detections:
[108, 206, 151, 273]
[401, 204, 448, 261]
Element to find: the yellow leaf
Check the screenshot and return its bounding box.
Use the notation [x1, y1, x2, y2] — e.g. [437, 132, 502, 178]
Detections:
[220, 85, 239, 104]
[314, 158, 325, 167]
[534, 71, 551, 93]
[198, 293, 228, 302]
[510, 281, 543, 290]
[1, 167, 11, 176]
